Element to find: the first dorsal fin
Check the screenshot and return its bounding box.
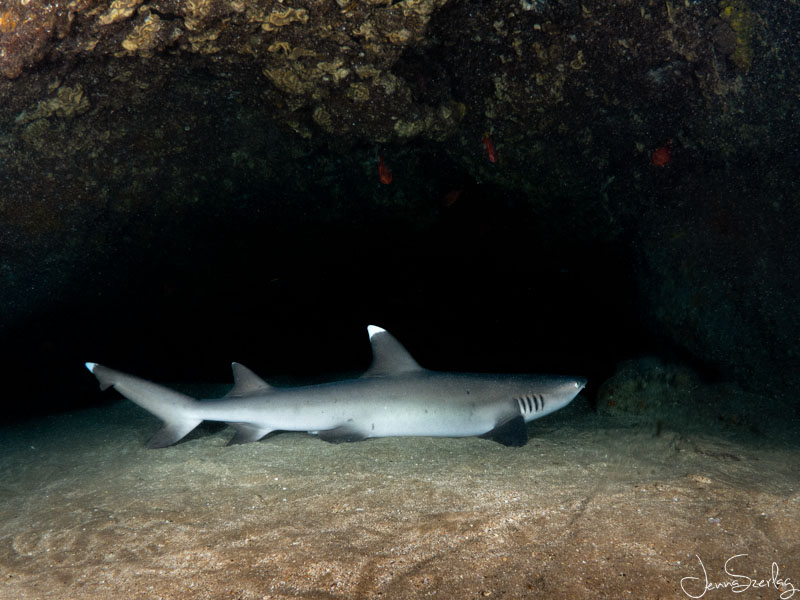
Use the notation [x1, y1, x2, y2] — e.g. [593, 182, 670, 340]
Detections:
[227, 362, 273, 397]
[362, 325, 423, 377]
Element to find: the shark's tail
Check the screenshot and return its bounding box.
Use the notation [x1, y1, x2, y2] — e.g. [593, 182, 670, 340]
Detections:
[85, 362, 203, 448]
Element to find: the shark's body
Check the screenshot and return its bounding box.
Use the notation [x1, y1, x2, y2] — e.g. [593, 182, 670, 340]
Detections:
[86, 325, 586, 448]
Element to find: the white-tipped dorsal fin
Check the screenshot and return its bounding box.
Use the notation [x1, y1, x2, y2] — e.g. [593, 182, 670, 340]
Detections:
[227, 362, 273, 397]
[363, 325, 422, 377]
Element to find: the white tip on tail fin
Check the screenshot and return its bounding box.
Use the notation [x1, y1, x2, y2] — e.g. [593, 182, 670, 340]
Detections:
[85, 363, 202, 448]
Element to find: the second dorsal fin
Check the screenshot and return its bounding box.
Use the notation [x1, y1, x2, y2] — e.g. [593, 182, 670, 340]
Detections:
[362, 325, 423, 377]
[227, 362, 273, 397]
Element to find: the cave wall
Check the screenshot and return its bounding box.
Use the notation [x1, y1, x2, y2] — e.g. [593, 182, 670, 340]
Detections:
[1, 0, 798, 411]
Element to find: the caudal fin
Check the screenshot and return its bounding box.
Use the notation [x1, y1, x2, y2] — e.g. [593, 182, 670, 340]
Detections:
[85, 362, 202, 448]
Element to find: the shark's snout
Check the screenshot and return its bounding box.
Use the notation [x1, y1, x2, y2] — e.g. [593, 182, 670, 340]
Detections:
[555, 376, 587, 407]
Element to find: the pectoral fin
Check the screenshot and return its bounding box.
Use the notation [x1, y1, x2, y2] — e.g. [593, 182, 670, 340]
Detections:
[480, 415, 528, 447]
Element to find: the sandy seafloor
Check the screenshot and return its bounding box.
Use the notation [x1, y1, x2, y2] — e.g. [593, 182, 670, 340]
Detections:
[1, 369, 798, 600]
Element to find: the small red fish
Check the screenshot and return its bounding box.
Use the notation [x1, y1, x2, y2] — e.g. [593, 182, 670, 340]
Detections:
[482, 133, 497, 164]
[650, 139, 672, 167]
[378, 155, 392, 184]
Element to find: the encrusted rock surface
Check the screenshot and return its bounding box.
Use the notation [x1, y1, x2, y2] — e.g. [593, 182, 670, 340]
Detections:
[0, 0, 798, 403]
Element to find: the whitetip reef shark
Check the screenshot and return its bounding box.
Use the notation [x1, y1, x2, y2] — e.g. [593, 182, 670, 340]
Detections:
[85, 325, 586, 448]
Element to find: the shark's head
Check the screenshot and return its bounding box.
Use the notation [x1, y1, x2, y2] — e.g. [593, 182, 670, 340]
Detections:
[510, 375, 587, 422]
